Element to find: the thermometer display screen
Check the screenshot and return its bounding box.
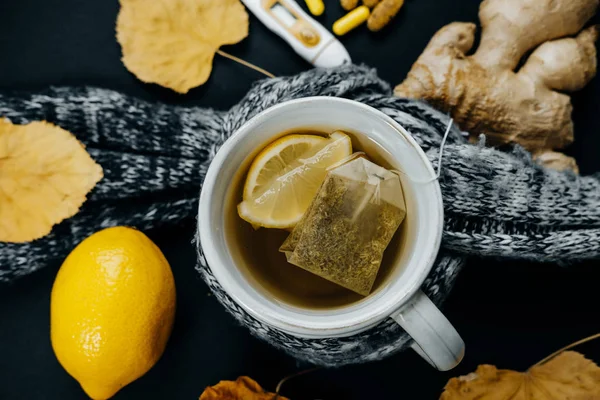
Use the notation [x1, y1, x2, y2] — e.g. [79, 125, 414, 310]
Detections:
[270, 3, 297, 28]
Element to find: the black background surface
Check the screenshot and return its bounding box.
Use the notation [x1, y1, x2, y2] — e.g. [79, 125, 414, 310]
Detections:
[1, 1, 600, 399]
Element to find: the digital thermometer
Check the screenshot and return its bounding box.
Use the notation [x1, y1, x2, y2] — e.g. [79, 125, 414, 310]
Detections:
[241, 0, 352, 68]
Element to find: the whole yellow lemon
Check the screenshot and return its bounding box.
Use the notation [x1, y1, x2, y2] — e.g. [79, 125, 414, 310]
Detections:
[51, 226, 176, 399]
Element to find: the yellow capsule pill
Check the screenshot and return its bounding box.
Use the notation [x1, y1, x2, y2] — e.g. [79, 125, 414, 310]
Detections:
[305, 0, 325, 16]
[333, 5, 370, 36]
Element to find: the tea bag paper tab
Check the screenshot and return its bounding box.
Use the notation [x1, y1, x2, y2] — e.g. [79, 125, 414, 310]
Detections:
[280, 158, 406, 296]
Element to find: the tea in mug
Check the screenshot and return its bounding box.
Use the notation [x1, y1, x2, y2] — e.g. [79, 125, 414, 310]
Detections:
[225, 130, 407, 309]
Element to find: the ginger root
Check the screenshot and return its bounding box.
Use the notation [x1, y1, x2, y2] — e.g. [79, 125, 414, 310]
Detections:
[395, 0, 599, 172]
[368, 0, 404, 32]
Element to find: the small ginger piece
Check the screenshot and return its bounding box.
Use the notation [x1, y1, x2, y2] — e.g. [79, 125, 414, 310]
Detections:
[395, 0, 599, 173]
[362, 0, 381, 8]
[200, 376, 288, 400]
[534, 150, 580, 174]
[367, 0, 404, 32]
[340, 0, 359, 11]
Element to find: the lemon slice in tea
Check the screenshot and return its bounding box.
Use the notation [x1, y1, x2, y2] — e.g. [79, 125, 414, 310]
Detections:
[243, 134, 327, 199]
[238, 131, 352, 229]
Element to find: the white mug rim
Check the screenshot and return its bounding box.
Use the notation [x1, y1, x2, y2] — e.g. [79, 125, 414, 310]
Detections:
[198, 97, 443, 337]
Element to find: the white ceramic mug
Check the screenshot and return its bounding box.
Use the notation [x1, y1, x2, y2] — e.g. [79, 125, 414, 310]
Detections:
[198, 97, 464, 371]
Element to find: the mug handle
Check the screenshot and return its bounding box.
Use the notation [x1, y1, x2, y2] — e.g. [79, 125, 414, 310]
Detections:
[390, 290, 464, 371]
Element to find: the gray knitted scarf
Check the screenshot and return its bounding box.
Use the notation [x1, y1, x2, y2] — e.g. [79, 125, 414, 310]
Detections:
[2, 65, 600, 365]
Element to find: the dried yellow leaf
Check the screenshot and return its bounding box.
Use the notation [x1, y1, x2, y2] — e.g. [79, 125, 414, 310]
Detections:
[0, 119, 103, 243]
[199, 376, 288, 400]
[116, 0, 249, 94]
[441, 351, 600, 399]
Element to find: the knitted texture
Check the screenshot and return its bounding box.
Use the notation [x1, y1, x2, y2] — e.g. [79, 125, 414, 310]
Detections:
[1, 65, 599, 365]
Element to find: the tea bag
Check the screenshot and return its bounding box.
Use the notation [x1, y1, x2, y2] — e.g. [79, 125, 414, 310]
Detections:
[280, 156, 406, 296]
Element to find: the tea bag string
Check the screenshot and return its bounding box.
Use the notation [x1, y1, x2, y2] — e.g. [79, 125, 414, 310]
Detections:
[326, 117, 453, 189]
[389, 117, 453, 185]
